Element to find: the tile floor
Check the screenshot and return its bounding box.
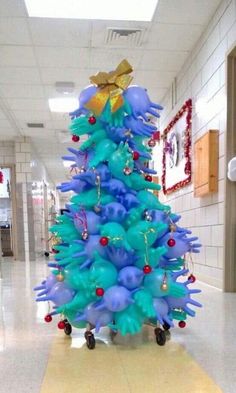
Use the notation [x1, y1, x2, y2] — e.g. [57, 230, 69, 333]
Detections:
[0, 258, 236, 393]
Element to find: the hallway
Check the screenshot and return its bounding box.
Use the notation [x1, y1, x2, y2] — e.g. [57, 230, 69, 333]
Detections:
[0, 258, 235, 393]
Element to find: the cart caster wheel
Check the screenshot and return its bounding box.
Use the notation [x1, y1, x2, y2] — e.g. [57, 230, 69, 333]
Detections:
[84, 331, 96, 350]
[64, 323, 72, 336]
[110, 329, 117, 340]
[44, 251, 49, 257]
[163, 322, 170, 331]
[154, 328, 166, 346]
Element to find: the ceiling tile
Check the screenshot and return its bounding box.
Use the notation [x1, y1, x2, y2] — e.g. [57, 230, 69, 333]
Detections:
[89, 48, 143, 70]
[34, 47, 90, 68]
[12, 110, 51, 121]
[0, 108, 7, 119]
[22, 128, 56, 139]
[146, 23, 204, 51]
[0, 128, 18, 138]
[154, 0, 221, 25]
[6, 98, 48, 111]
[0, 84, 45, 99]
[0, 67, 41, 84]
[0, 0, 27, 17]
[147, 88, 169, 103]
[134, 70, 176, 88]
[50, 112, 71, 123]
[0, 17, 31, 45]
[29, 19, 92, 47]
[139, 50, 189, 71]
[0, 46, 36, 67]
[40, 67, 96, 85]
[0, 118, 12, 128]
[52, 119, 71, 130]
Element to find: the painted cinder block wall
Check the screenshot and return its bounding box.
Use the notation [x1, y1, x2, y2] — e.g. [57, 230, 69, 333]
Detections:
[154, 0, 236, 289]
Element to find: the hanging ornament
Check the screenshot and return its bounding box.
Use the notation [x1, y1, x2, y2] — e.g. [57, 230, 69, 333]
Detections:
[99, 236, 109, 246]
[78, 166, 86, 173]
[44, 314, 52, 323]
[143, 210, 152, 222]
[75, 209, 89, 240]
[178, 320, 186, 328]
[132, 151, 140, 160]
[0, 170, 3, 184]
[169, 223, 177, 232]
[145, 175, 152, 182]
[56, 273, 64, 282]
[188, 274, 196, 283]
[94, 205, 101, 213]
[52, 248, 59, 254]
[161, 272, 168, 291]
[88, 115, 96, 125]
[123, 167, 132, 175]
[167, 238, 176, 247]
[96, 287, 104, 296]
[93, 173, 102, 212]
[72, 134, 80, 142]
[148, 139, 156, 147]
[82, 229, 89, 240]
[143, 265, 152, 274]
[58, 320, 66, 330]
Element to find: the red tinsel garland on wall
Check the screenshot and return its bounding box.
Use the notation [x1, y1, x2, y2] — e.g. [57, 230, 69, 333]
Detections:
[0, 170, 3, 184]
[162, 98, 192, 195]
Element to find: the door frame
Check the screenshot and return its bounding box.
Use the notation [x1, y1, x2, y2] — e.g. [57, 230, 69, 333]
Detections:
[0, 164, 18, 259]
[224, 44, 236, 291]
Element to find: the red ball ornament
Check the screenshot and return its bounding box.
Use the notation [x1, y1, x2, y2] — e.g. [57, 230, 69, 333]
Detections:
[44, 314, 52, 323]
[99, 236, 109, 246]
[123, 166, 132, 175]
[188, 274, 196, 283]
[96, 287, 104, 297]
[148, 139, 156, 147]
[58, 320, 66, 330]
[143, 265, 152, 274]
[167, 238, 176, 247]
[88, 116, 96, 125]
[132, 151, 140, 160]
[72, 134, 80, 142]
[178, 320, 186, 328]
[153, 131, 160, 141]
[145, 175, 152, 182]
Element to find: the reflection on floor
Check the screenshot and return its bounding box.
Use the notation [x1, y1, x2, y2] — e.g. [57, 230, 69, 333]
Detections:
[0, 259, 235, 393]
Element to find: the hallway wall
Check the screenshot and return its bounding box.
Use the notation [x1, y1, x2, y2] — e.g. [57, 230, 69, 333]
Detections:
[155, 0, 236, 288]
[0, 137, 58, 260]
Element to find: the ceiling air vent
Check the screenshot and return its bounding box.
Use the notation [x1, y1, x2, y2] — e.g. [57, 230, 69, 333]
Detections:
[105, 27, 144, 47]
[27, 123, 44, 128]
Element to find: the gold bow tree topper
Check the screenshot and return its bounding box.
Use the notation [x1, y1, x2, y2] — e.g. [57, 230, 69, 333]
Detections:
[84, 59, 133, 116]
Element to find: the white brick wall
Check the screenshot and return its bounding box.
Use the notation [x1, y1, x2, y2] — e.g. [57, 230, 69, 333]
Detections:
[155, 0, 236, 289]
[0, 141, 15, 165]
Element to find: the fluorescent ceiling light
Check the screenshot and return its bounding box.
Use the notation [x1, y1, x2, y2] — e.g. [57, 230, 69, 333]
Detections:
[48, 97, 78, 113]
[24, 0, 158, 21]
[63, 160, 74, 168]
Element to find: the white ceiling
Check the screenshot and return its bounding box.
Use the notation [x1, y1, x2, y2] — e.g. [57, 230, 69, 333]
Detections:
[0, 0, 221, 184]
